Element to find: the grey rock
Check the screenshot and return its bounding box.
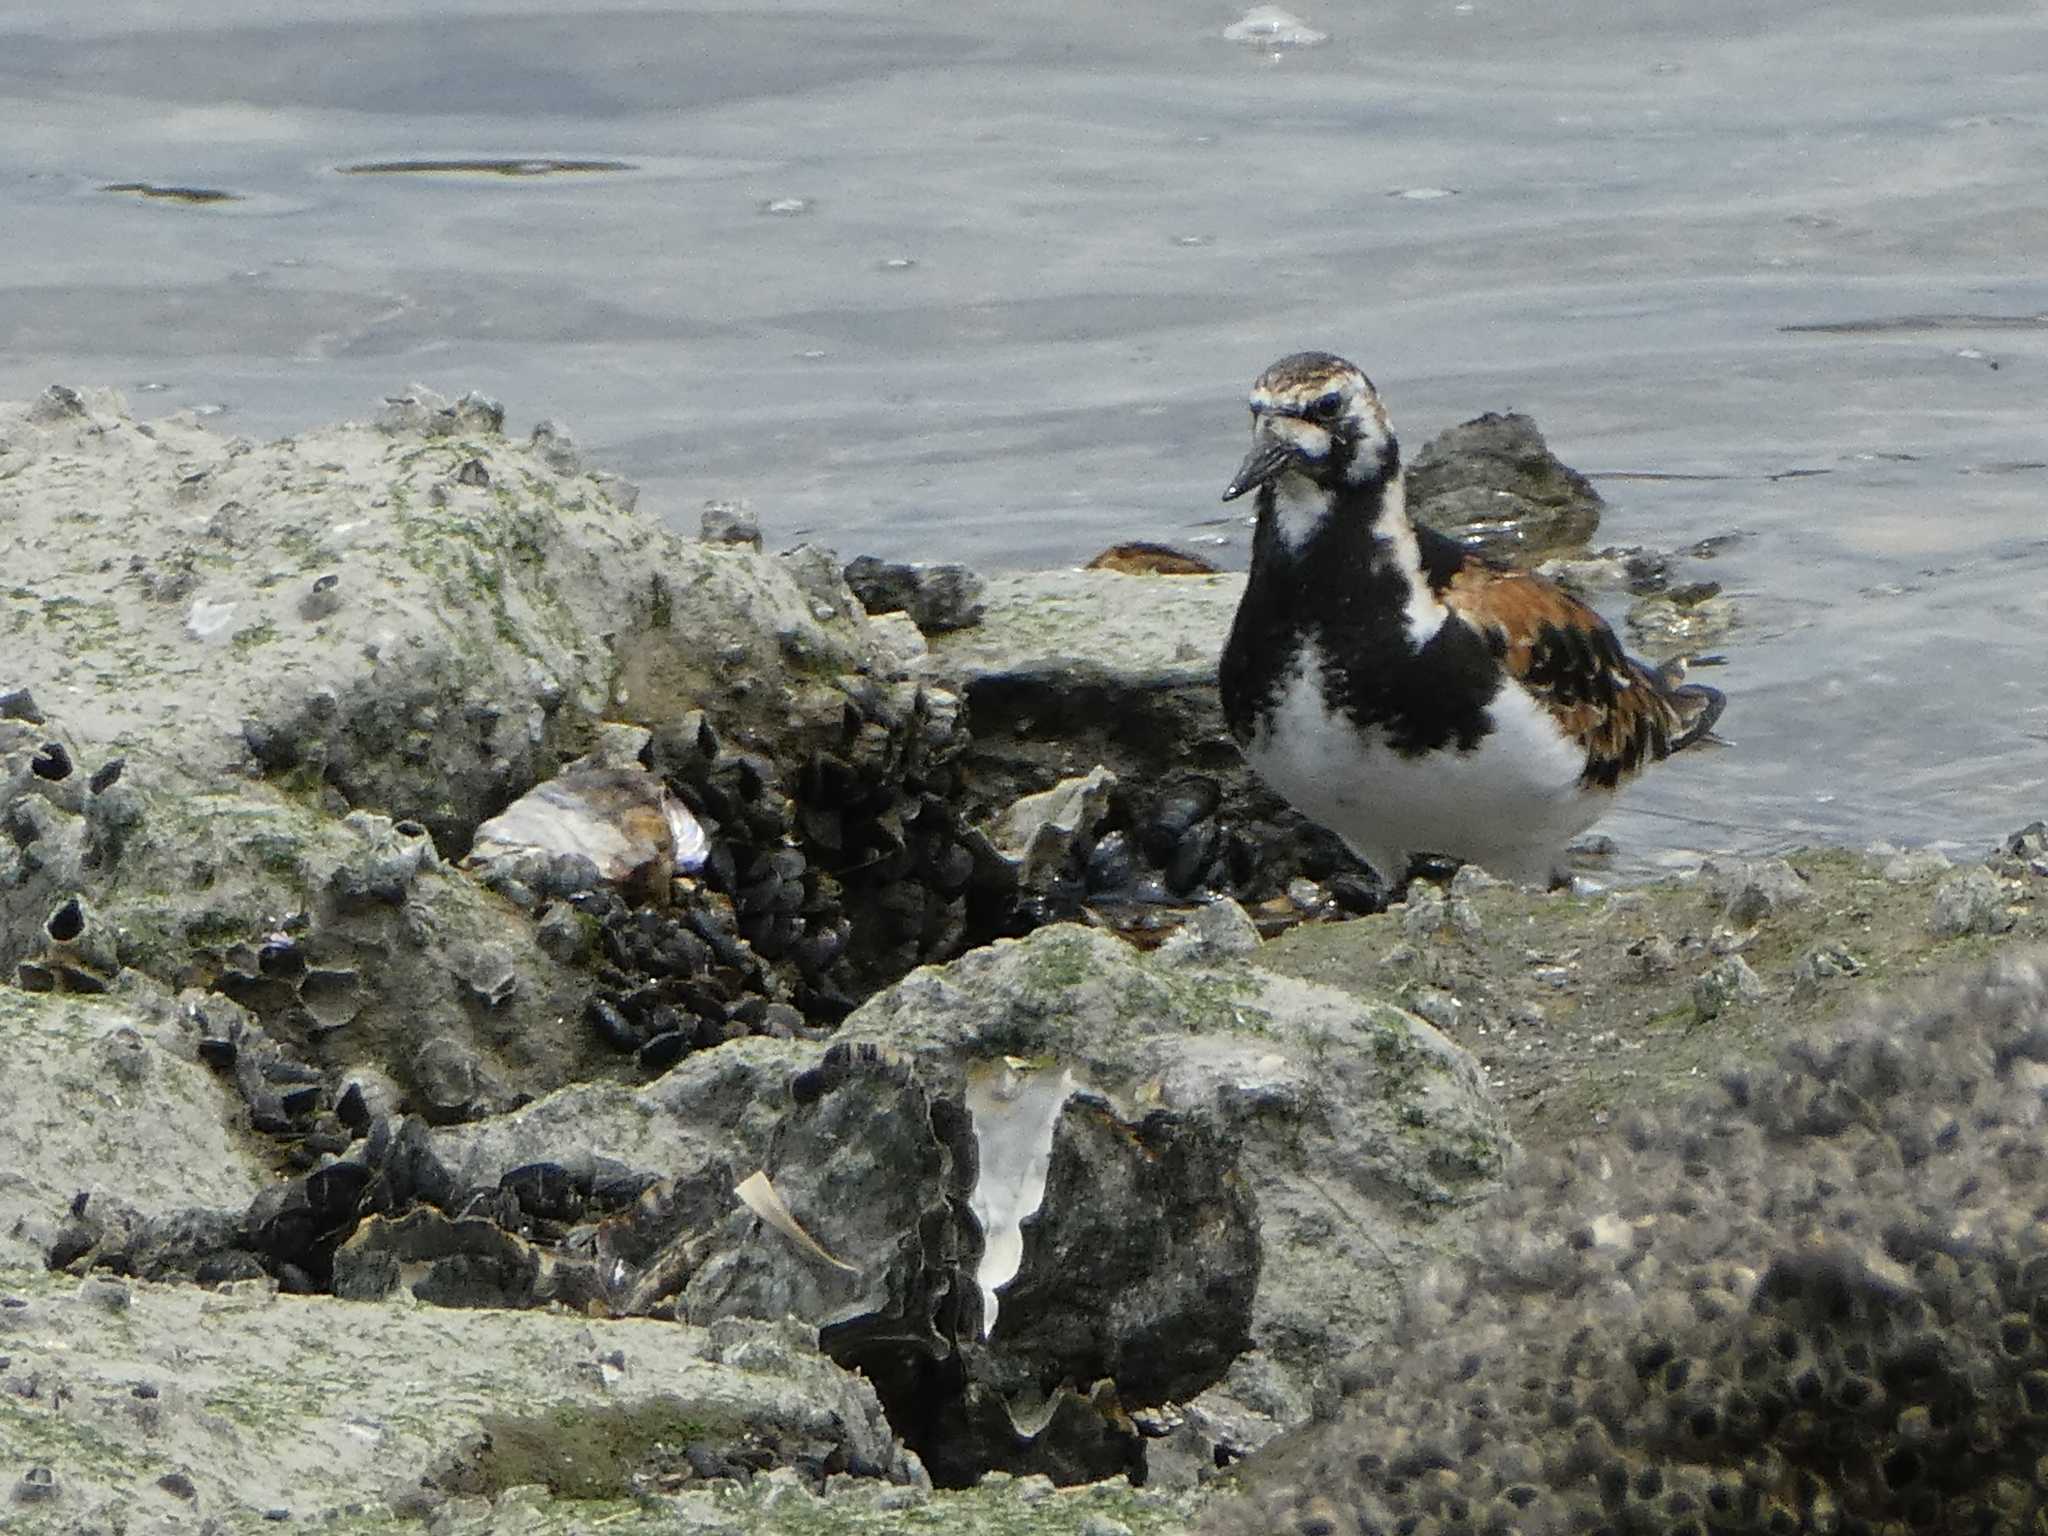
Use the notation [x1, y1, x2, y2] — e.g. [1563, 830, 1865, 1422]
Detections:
[845, 555, 988, 633]
[1154, 898, 1262, 964]
[0, 1264, 903, 1528]
[1626, 931, 1680, 978]
[0, 386, 959, 1112]
[1791, 941, 1862, 1000]
[1930, 865, 2014, 938]
[0, 988, 269, 1268]
[1703, 856, 1813, 924]
[0, 384, 908, 850]
[973, 1088, 1257, 1404]
[1624, 583, 1739, 659]
[1204, 954, 2048, 1536]
[1876, 843, 1953, 882]
[1995, 821, 2048, 879]
[1406, 412, 1603, 562]
[376, 382, 505, 436]
[682, 1042, 978, 1375]
[1692, 954, 1764, 1019]
[1399, 887, 1449, 940]
[528, 418, 581, 474]
[838, 925, 1510, 1435]
[1535, 544, 1671, 596]
[700, 499, 763, 549]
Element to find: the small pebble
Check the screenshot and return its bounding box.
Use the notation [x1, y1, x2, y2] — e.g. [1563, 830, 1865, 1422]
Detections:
[529, 419, 581, 474]
[1626, 932, 1679, 978]
[1448, 863, 1504, 898]
[77, 1277, 130, 1312]
[1447, 895, 1483, 942]
[1706, 857, 1811, 925]
[1156, 898, 1263, 963]
[157, 1471, 197, 1500]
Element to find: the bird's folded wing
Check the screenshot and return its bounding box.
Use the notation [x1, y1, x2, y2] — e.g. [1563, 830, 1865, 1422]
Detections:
[1440, 567, 1704, 789]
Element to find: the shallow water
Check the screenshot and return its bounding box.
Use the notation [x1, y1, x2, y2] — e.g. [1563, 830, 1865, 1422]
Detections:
[3, 0, 2045, 869]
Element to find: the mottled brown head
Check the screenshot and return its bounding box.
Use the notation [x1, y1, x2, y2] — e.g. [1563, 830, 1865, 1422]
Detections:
[1221, 351, 1396, 502]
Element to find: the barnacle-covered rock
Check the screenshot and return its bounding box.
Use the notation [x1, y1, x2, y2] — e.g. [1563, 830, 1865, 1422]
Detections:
[0, 985, 268, 1270]
[1206, 951, 2048, 1536]
[0, 384, 967, 1055]
[837, 924, 1508, 1482]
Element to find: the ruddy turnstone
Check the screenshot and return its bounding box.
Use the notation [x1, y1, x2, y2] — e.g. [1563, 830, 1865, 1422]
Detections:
[1217, 351, 1725, 890]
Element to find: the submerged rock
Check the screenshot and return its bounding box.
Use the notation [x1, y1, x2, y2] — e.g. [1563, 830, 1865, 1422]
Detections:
[1625, 579, 1739, 658]
[1406, 411, 1604, 563]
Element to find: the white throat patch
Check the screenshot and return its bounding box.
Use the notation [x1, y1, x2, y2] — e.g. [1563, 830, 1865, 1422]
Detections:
[1267, 471, 1328, 551]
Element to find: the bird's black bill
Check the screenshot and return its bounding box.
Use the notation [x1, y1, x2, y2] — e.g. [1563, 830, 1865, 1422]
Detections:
[1221, 438, 1297, 502]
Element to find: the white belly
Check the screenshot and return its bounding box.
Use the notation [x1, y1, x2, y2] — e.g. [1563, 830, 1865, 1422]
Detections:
[1245, 657, 1604, 887]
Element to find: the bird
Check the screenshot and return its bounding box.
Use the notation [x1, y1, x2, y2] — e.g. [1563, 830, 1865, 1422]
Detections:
[1216, 350, 1725, 892]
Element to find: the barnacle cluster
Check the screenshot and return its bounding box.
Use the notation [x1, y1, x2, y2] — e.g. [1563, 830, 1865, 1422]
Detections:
[1208, 953, 2048, 1536]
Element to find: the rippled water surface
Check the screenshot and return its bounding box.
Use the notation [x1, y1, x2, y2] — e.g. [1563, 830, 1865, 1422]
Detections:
[3, 0, 2045, 867]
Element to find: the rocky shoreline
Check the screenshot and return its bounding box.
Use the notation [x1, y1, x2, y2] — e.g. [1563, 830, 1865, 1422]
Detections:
[2, 385, 2042, 1534]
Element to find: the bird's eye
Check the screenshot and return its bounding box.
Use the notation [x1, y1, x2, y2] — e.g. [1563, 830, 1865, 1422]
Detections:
[1310, 391, 1344, 422]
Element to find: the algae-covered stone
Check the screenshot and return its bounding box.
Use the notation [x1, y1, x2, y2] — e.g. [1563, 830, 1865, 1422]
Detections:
[0, 1265, 904, 1531]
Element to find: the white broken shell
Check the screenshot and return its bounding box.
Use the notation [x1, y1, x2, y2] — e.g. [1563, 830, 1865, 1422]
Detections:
[466, 767, 707, 888]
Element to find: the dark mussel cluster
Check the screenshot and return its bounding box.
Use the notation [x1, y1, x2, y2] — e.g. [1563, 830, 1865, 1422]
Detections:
[61, 998, 659, 1297]
[1057, 774, 1383, 931]
[579, 688, 988, 1073]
